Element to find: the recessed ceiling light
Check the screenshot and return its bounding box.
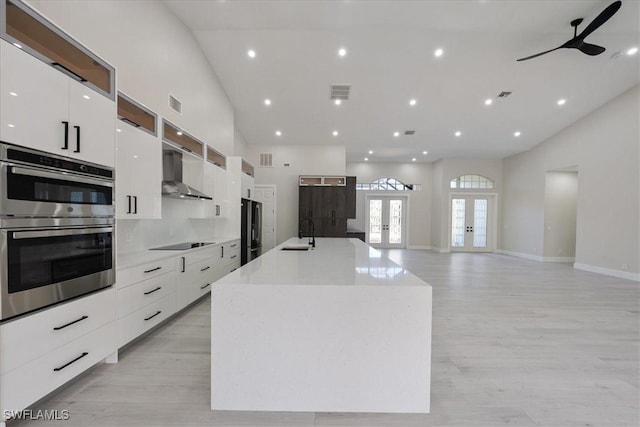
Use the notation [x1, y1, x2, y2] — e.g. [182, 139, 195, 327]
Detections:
[455, 131, 462, 137]
[7, 124, 15, 128]
[275, 130, 282, 136]
[434, 48, 444, 57]
[485, 98, 493, 106]
[393, 131, 400, 137]
[368, 150, 373, 154]
[627, 47, 638, 55]
[264, 98, 271, 106]
[422, 151, 428, 155]
[247, 49, 256, 58]
[364, 157, 369, 161]
[557, 98, 566, 106]
[411, 158, 416, 162]
[338, 47, 347, 57]
[176, 131, 183, 136]
[333, 130, 339, 136]
[409, 99, 417, 106]
[514, 131, 521, 137]
[334, 99, 342, 105]
[9, 92, 17, 97]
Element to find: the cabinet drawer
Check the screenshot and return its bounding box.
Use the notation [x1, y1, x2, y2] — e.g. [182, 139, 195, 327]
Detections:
[117, 257, 176, 288]
[223, 242, 240, 265]
[0, 288, 116, 374]
[184, 246, 217, 265]
[1, 322, 116, 414]
[118, 293, 176, 347]
[117, 271, 176, 318]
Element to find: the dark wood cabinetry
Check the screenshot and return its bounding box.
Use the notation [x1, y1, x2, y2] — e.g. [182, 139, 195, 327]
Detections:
[298, 176, 356, 238]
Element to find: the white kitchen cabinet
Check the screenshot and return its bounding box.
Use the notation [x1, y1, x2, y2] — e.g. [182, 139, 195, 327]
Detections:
[115, 95, 162, 220]
[116, 258, 177, 347]
[220, 239, 241, 275]
[203, 160, 227, 218]
[0, 40, 115, 166]
[176, 248, 219, 311]
[241, 172, 255, 200]
[0, 288, 117, 422]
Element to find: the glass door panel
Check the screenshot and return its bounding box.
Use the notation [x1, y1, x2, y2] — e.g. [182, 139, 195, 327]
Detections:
[473, 199, 488, 248]
[368, 199, 382, 244]
[451, 198, 465, 248]
[388, 199, 403, 244]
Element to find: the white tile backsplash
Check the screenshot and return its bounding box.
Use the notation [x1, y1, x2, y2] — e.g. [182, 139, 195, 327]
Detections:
[116, 198, 231, 254]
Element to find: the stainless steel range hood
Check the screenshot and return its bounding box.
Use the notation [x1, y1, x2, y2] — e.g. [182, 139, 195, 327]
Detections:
[162, 150, 212, 200]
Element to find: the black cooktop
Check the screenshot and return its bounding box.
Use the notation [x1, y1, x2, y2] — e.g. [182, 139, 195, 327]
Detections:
[150, 242, 215, 251]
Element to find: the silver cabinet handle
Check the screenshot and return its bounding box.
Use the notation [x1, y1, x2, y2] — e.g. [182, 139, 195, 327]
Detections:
[11, 165, 113, 187]
[13, 227, 113, 239]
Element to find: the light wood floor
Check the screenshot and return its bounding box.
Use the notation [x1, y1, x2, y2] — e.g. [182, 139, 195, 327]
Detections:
[10, 251, 639, 427]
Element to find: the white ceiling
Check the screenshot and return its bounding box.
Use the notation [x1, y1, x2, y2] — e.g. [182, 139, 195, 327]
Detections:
[164, 0, 639, 163]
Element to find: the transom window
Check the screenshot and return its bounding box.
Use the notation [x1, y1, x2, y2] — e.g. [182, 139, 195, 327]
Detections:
[356, 177, 421, 191]
[450, 175, 495, 189]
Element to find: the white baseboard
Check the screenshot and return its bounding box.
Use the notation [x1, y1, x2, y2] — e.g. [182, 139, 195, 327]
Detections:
[407, 245, 431, 250]
[543, 257, 575, 263]
[573, 263, 640, 282]
[498, 249, 544, 262]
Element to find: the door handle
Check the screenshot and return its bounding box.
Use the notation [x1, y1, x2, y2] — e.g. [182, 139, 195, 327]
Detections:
[73, 125, 80, 153]
[126, 195, 132, 214]
[61, 121, 69, 149]
[133, 196, 138, 214]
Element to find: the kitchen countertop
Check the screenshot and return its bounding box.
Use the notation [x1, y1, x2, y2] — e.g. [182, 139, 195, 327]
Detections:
[216, 237, 428, 287]
[211, 237, 432, 413]
[117, 235, 240, 270]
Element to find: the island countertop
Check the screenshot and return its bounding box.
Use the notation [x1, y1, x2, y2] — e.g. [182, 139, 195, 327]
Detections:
[216, 237, 429, 287]
[211, 237, 432, 414]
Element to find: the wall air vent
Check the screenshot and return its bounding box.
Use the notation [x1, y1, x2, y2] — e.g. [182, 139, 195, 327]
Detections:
[259, 153, 273, 167]
[330, 84, 351, 100]
[168, 94, 182, 114]
[498, 91, 512, 98]
[404, 130, 415, 135]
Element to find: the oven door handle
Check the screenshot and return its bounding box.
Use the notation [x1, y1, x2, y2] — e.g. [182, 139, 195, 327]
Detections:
[10, 166, 114, 188]
[12, 227, 113, 239]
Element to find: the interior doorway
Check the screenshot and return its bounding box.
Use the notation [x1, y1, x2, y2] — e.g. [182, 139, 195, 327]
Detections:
[543, 169, 578, 262]
[254, 185, 276, 251]
[450, 194, 496, 252]
[366, 195, 407, 249]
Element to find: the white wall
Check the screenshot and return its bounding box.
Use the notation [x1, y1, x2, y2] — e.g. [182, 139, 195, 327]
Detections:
[543, 172, 578, 261]
[346, 162, 432, 249]
[502, 85, 639, 279]
[24, 0, 238, 250]
[245, 145, 346, 244]
[431, 158, 503, 252]
[234, 127, 248, 157]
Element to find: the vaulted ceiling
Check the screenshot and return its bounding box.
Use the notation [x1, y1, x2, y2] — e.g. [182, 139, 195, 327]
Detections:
[165, 0, 639, 162]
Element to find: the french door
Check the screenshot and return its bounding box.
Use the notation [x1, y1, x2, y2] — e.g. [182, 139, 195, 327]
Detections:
[367, 196, 406, 249]
[450, 196, 493, 252]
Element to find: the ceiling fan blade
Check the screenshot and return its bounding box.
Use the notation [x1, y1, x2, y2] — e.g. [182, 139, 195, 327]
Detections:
[578, 42, 606, 56]
[516, 46, 561, 62]
[575, 0, 622, 41]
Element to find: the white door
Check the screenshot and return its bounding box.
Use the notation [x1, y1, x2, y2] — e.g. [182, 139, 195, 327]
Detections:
[450, 196, 492, 252]
[367, 196, 406, 249]
[254, 185, 276, 251]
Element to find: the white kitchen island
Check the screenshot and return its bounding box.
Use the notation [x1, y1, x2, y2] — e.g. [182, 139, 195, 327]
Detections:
[211, 238, 432, 413]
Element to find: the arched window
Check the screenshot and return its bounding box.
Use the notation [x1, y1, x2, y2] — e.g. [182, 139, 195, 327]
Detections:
[450, 174, 495, 189]
[356, 177, 422, 191]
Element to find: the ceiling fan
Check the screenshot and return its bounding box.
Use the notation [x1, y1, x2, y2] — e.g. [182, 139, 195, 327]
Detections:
[517, 0, 622, 62]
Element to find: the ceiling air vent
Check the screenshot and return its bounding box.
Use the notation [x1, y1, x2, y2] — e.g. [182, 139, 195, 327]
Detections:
[259, 153, 273, 167]
[404, 130, 415, 135]
[168, 94, 182, 114]
[498, 91, 512, 98]
[330, 84, 351, 100]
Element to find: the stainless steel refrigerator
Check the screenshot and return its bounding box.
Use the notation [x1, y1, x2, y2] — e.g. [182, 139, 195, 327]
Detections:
[241, 198, 262, 265]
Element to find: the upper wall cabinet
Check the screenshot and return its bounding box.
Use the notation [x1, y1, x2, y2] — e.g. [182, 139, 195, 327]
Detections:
[0, 1, 116, 166]
[1, 0, 115, 99]
[116, 93, 161, 219]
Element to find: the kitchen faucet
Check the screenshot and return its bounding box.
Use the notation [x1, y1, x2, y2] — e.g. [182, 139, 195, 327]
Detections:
[298, 218, 316, 248]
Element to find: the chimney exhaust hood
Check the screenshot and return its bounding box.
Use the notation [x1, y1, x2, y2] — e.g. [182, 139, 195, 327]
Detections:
[161, 150, 212, 200]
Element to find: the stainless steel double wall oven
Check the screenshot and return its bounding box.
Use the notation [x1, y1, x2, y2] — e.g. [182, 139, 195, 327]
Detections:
[0, 142, 115, 321]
